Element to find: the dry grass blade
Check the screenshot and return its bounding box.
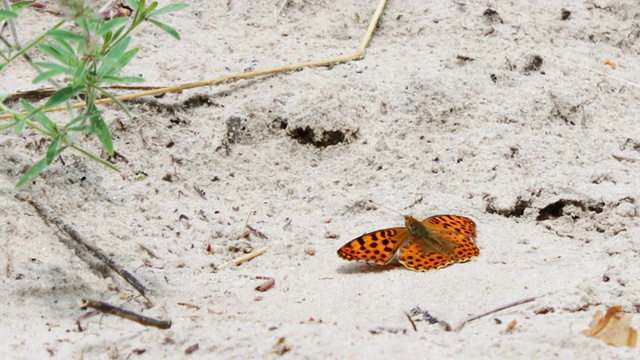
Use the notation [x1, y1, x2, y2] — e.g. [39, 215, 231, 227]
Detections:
[215, 246, 269, 270]
[0, 0, 388, 120]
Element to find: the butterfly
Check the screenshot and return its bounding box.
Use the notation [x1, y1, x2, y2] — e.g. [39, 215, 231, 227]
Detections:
[337, 215, 479, 271]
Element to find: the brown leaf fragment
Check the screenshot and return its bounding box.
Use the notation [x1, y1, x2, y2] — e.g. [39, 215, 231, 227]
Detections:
[504, 319, 517, 334]
[580, 306, 637, 348]
[272, 337, 291, 356]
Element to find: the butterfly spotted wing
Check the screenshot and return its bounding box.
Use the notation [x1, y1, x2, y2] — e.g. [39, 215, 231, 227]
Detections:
[421, 214, 479, 262]
[337, 227, 408, 265]
[396, 215, 479, 271]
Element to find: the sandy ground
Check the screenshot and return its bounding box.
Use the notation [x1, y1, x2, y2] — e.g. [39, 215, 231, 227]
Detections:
[2, 0, 640, 358]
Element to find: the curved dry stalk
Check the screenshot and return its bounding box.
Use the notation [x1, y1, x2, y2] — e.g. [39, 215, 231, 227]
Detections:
[15, 192, 158, 308]
[0, 0, 388, 120]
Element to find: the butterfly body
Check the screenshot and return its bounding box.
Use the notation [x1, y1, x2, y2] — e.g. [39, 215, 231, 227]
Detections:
[337, 214, 479, 271]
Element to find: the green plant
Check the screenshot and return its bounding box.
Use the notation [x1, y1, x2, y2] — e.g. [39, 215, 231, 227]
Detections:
[0, 0, 187, 187]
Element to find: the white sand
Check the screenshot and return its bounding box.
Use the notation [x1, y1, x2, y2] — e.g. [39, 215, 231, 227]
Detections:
[1, 0, 640, 358]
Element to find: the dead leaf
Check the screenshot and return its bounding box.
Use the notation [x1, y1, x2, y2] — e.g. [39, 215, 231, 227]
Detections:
[581, 306, 637, 348]
[272, 337, 291, 356]
[504, 319, 517, 334]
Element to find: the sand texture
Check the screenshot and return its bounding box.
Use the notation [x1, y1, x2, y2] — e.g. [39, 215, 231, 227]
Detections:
[1, 1, 640, 358]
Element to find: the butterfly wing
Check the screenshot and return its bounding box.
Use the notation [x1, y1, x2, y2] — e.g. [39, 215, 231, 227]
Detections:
[397, 238, 455, 271]
[337, 227, 408, 265]
[422, 215, 479, 262]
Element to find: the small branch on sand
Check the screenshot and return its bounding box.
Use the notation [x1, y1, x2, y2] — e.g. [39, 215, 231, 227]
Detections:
[454, 294, 546, 332]
[404, 312, 418, 332]
[247, 224, 269, 239]
[16, 193, 158, 308]
[215, 246, 269, 270]
[79, 299, 171, 329]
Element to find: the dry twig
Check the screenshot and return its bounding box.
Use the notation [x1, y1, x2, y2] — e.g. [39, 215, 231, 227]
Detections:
[79, 298, 171, 329]
[215, 245, 269, 270]
[405, 312, 418, 332]
[454, 294, 546, 332]
[15, 193, 158, 307]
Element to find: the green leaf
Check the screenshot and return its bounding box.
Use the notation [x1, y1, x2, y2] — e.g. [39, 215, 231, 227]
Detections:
[112, 47, 139, 73]
[127, 0, 140, 9]
[148, 19, 181, 40]
[11, 1, 33, 12]
[0, 121, 17, 132]
[100, 75, 144, 84]
[65, 110, 93, 129]
[44, 85, 84, 109]
[32, 62, 74, 83]
[32, 71, 61, 84]
[142, 2, 158, 17]
[99, 46, 138, 79]
[45, 136, 61, 164]
[16, 157, 49, 188]
[39, 43, 76, 66]
[76, 17, 98, 35]
[111, 26, 126, 42]
[66, 124, 94, 133]
[97, 17, 129, 36]
[119, 47, 139, 63]
[0, 63, 6, 72]
[47, 29, 84, 44]
[97, 60, 118, 79]
[89, 111, 114, 154]
[35, 61, 73, 73]
[71, 60, 89, 86]
[13, 118, 26, 134]
[18, 98, 38, 113]
[102, 31, 113, 46]
[15, 140, 65, 188]
[32, 70, 66, 84]
[98, 38, 131, 77]
[20, 99, 57, 134]
[96, 87, 131, 118]
[0, 9, 18, 19]
[106, 36, 131, 61]
[148, 3, 188, 18]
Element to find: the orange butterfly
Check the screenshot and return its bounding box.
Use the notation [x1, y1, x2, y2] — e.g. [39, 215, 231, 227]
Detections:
[337, 215, 479, 271]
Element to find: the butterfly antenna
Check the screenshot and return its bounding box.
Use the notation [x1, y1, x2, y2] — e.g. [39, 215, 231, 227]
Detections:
[368, 200, 404, 217]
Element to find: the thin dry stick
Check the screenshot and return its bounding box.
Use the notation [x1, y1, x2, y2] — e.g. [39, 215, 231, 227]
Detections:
[215, 245, 269, 270]
[79, 298, 171, 329]
[15, 193, 157, 308]
[0, 0, 388, 120]
[454, 294, 546, 332]
[404, 312, 418, 332]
